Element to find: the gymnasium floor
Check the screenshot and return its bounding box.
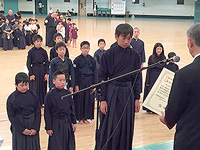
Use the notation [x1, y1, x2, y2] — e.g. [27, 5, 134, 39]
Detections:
[0, 15, 195, 150]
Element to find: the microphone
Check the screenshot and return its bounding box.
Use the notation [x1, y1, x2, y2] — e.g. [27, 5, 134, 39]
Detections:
[163, 56, 180, 63]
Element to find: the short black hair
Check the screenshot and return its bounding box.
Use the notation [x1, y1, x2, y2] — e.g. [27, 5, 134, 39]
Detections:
[53, 33, 63, 40]
[57, 21, 62, 24]
[67, 18, 71, 21]
[16, 11, 21, 15]
[26, 22, 30, 26]
[55, 42, 66, 50]
[98, 39, 106, 45]
[115, 23, 133, 37]
[168, 52, 176, 58]
[61, 22, 65, 26]
[53, 70, 65, 80]
[15, 72, 29, 85]
[32, 35, 43, 42]
[80, 41, 90, 48]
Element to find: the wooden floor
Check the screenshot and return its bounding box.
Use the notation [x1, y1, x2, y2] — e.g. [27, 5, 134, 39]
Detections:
[0, 15, 195, 149]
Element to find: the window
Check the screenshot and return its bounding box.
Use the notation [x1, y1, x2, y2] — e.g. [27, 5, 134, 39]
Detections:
[177, 0, 184, 5]
[64, 0, 70, 2]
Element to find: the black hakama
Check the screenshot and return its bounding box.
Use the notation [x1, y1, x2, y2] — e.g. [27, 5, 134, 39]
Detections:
[17, 29, 26, 49]
[12, 24, 19, 47]
[0, 20, 4, 47]
[0, 32, 3, 47]
[44, 88, 76, 150]
[3, 38, 13, 50]
[143, 55, 166, 111]
[25, 31, 32, 46]
[74, 75, 95, 120]
[27, 46, 49, 106]
[45, 15, 56, 47]
[2, 24, 14, 50]
[97, 44, 141, 150]
[7, 89, 41, 150]
[73, 54, 97, 121]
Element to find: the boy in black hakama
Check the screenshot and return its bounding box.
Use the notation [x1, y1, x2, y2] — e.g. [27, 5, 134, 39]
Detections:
[7, 72, 41, 150]
[73, 41, 97, 124]
[44, 13, 57, 47]
[49, 42, 75, 93]
[97, 24, 141, 150]
[50, 33, 69, 61]
[44, 71, 76, 150]
[27, 35, 49, 106]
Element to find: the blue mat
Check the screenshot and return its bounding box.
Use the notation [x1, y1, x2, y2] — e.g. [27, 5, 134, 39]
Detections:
[133, 141, 173, 150]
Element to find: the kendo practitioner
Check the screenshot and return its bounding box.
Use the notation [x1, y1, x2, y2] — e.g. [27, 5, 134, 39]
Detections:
[44, 12, 57, 47]
[50, 33, 69, 61]
[143, 43, 166, 112]
[97, 23, 141, 150]
[6, 9, 15, 25]
[49, 42, 75, 93]
[27, 35, 49, 106]
[73, 41, 97, 124]
[7, 72, 41, 150]
[44, 70, 76, 150]
[130, 27, 146, 93]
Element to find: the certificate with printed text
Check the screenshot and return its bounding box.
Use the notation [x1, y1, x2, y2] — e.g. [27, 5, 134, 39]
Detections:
[142, 68, 175, 115]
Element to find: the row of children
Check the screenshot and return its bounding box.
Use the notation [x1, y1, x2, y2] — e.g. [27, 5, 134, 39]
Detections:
[0, 14, 40, 50]
[7, 32, 106, 149]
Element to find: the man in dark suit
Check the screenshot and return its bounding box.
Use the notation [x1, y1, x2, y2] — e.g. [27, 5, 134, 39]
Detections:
[160, 23, 200, 150]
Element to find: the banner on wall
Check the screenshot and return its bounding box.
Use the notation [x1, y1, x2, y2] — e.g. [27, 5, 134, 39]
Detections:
[111, 0, 126, 15]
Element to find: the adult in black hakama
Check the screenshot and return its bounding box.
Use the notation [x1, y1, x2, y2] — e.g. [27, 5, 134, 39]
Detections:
[73, 54, 97, 121]
[44, 13, 57, 47]
[44, 88, 76, 150]
[143, 55, 166, 111]
[0, 19, 4, 47]
[143, 55, 166, 100]
[130, 38, 146, 92]
[27, 47, 49, 106]
[97, 44, 141, 150]
[2, 22, 14, 50]
[17, 28, 26, 49]
[7, 89, 41, 150]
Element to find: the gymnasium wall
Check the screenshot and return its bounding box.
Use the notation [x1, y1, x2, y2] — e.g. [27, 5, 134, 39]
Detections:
[16, 0, 196, 17]
[47, 0, 78, 14]
[126, 0, 195, 17]
[18, 0, 34, 14]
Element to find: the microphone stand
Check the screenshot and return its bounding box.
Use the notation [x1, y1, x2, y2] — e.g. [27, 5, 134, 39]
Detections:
[61, 59, 166, 99]
[61, 59, 167, 150]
